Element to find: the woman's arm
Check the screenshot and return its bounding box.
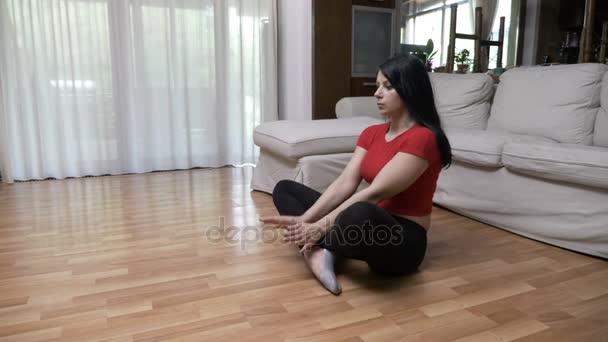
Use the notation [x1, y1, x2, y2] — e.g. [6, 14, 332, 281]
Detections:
[290, 152, 429, 249]
[286, 151, 430, 249]
[316, 152, 429, 229]
[299, 147, 367, 223]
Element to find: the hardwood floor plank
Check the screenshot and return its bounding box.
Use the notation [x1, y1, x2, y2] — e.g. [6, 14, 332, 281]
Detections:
[132, 313, 247, 342]
[0, 326, 62, 342]
[407, 314, 498, 341]
[0, 296, 28, 309]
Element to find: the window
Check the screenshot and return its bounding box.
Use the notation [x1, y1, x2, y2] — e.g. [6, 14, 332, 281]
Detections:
[401, 0, 518, 69]
[1, 0, 276, 180]
[488, 0, 518, 69]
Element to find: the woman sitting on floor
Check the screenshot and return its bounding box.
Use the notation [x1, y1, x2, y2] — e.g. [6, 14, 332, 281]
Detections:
[261, 54, 452, 295]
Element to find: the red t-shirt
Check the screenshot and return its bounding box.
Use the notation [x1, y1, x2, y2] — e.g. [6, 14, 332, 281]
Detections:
[357, 122, 441, 216]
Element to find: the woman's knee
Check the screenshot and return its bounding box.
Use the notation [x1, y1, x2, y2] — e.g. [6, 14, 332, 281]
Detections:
[272, 179, 295, 199]
[330, 201, 380, 243]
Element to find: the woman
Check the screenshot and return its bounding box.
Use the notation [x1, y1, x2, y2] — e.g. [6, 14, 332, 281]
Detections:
[260, 55, 452, 295]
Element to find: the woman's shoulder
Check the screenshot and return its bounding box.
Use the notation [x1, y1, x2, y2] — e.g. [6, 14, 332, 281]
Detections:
[410, 124, 433, 134]
[357, 122, 388, 149]
[408, 125, 437, 140]
[362, 122, 390, 135]
[400, 125, 439, 150]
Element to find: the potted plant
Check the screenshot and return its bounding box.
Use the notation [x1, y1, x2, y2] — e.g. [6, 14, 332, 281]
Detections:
[410, 39, 437, 71]
[426, 49, 438, 71]
[423, 39, 436, 71]
[455, 49, 471, 73]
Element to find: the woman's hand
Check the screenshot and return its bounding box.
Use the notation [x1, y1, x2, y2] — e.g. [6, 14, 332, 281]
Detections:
[283, 221, 329, 252]
[259, 215, 304, 226]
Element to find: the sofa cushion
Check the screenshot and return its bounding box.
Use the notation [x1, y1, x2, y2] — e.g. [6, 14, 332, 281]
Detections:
[594, 72, 608, 147]
[333, 73, 494, 128]
[502, 142, 608, 189]
[447, 128, 555, 167]
[430, 73, 495, 130]
[253, 117, 382, 159]
[488, 63, 607, 145]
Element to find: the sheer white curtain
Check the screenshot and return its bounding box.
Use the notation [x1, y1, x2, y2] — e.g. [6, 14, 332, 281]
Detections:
[505, 0, 520, 67]
[0, 0, 277, 183]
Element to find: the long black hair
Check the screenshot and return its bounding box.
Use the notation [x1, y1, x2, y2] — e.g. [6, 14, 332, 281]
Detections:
[379, 54, 452, 168]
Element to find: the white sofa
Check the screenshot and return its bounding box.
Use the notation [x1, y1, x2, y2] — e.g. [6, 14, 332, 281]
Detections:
[252, 63, 608, 258]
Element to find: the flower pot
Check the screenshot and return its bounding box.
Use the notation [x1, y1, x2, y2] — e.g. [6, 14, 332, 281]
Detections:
[456, 64, 469, 73]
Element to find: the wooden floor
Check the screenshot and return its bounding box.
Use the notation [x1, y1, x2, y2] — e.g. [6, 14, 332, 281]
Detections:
[0, 167, 606, 342]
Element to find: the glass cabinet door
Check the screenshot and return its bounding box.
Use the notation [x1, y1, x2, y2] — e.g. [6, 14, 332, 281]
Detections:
[352, 6, 395, 77]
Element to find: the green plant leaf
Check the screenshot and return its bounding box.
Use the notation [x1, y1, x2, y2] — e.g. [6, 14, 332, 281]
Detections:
[425, 39, 434, 54]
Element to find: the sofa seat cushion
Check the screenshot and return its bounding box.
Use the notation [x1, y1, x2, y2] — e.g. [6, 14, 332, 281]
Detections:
[502, 142, 608, 189]
[447, 129, 555, 167]
[488, 63, 607, 145]
[253, 117, 383, 159]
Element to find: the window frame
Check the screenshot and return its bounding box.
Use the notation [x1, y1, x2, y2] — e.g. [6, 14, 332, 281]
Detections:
[401, 0, 469, 66]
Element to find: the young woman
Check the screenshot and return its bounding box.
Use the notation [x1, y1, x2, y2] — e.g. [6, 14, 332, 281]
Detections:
[260, 54, 452, 295]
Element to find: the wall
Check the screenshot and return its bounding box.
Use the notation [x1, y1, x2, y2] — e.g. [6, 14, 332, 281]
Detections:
[277, 0, 312, 121]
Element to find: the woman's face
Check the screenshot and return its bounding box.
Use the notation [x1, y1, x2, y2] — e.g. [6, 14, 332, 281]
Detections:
[374, 71, 406, 117]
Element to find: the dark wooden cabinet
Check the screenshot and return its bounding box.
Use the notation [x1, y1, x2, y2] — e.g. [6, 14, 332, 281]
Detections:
[350, 77, 377, 97]
[535, 0, 608, 64]
[352, 0, 395, 9]
[312, 0, 395, 120]
[312, 0, 351, 120]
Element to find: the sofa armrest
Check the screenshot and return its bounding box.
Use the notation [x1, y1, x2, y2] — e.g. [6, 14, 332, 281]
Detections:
[335, 97, 382, 119]
[253, 117, 382, 159]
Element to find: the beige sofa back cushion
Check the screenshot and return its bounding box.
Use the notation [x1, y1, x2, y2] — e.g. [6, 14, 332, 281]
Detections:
[335, 73, 494, 129]
[488, 63, 607, 145]
[430, 73, 495, 129]
[594, 72, 608, 147]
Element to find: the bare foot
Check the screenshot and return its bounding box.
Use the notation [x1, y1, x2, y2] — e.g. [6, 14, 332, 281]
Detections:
[303, 247, 342, 295]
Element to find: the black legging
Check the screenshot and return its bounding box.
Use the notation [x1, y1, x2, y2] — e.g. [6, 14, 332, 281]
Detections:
[272, 180, 427, 276]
